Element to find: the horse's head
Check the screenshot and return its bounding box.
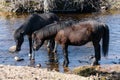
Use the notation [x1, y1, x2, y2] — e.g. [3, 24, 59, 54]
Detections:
[32, 32, 44, 51]
[14, 31, 24, 52]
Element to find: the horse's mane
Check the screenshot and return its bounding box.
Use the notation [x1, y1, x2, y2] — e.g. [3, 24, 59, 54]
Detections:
[14, 14, 42, 39]
[35, 20, 76, 38]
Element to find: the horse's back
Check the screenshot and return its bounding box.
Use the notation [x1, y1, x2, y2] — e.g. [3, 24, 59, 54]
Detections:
[36, 13, 59, 21]
[55, 20, 106, 45]
[76, 20, 107, 32]
[21, 13, 59, 34]
[78, 20, 101, 26]
[27, 13, 59, 23]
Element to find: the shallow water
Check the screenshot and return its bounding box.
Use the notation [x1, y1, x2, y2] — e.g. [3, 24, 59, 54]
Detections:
[0, 11, 120, 72]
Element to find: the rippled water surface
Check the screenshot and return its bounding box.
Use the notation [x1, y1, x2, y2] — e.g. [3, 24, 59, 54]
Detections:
[0, 11, 120, 72]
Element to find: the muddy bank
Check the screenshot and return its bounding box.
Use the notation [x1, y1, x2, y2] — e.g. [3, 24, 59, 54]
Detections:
[74, 64, 120, 80]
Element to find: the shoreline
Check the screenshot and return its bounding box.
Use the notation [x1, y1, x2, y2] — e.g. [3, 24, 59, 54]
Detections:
[0, 64, 119, 80]
[0, 64, 86, 80]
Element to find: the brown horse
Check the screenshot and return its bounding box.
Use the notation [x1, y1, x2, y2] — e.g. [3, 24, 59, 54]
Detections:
[32, 20, 109, 67]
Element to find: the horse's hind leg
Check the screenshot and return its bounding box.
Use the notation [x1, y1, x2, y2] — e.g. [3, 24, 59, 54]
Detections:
[92, 43, 101, 65]
[62, 45, 69, 67]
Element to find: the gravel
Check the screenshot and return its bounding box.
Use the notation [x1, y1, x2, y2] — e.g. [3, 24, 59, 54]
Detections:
[0, 65, 87, 80]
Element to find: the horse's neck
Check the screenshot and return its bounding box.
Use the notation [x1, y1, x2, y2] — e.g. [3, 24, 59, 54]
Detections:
[48, 21, 73, 33]
[18, 25, 26, 36]
[21, 23, 33, 35]
[39, 21, 73, 39]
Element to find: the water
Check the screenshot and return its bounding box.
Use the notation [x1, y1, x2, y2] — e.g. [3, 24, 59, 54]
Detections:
[0, 11, 120, 72]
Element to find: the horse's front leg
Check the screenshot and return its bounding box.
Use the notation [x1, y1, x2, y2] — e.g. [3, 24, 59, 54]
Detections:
[62, 45, 69, 67]
[28, 36, 34, 60]
[47, 39, 56, 53]
[53, 41, 58, 53]
[53, 41, 58, 62]
[47, 40, 58, 62]
[47, 40, 51, 53]
[92, 43, 101, 65]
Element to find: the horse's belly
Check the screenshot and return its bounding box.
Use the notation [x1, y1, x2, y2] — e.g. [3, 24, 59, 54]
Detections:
[69, 40, 89, 46]
[69, 31, 91, 46]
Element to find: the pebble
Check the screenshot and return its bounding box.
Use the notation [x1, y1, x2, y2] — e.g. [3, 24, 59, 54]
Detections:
[9, 45, 16, 53]
[14, 56, 24, 61]
[36, 64, 41, 68]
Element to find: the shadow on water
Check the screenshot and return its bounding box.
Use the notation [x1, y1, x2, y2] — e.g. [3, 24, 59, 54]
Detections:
[0, 10, 120, 72]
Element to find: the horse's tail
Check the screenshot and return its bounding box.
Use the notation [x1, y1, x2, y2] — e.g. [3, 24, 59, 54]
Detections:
[102, 24, 109, 57]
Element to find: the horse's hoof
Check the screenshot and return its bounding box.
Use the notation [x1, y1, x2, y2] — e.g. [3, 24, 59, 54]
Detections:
[49, 58, 58, 63]
[63, 61, 69, 67]
[29, 57, 35, 60]
[30, 59, 35, 63]
[31, 58, 35, 61]
[63, 64, 68, 67]
[91, 61, 100, 66]
[28, 54, 33, 60]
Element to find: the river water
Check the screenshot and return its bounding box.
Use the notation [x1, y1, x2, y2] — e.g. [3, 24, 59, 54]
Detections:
[0, 11, 120, 72]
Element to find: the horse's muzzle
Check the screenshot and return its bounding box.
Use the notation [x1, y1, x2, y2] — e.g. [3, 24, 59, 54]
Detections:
[33, 46, 38, 51]
[33, 48, 36, 51]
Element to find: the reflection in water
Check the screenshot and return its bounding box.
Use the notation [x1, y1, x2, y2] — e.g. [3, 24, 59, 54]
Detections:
[0, 11, 120, 72]
[47, 62, 59, 71]
[29, 60, 36, 67]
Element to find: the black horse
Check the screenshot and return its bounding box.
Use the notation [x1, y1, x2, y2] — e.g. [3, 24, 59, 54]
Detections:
[32, 20, 109, 67]
[14, 13, 59, 59]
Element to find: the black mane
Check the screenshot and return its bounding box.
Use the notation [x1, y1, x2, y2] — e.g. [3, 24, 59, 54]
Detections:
[14, 13, 59, 40]
[35, 20, 76, 39]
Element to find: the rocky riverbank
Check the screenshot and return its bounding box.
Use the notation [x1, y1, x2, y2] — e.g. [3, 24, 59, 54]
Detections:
[0, 64, 119, 80]
[74, 64, 120, 80]
[0, 65, 86, 80]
